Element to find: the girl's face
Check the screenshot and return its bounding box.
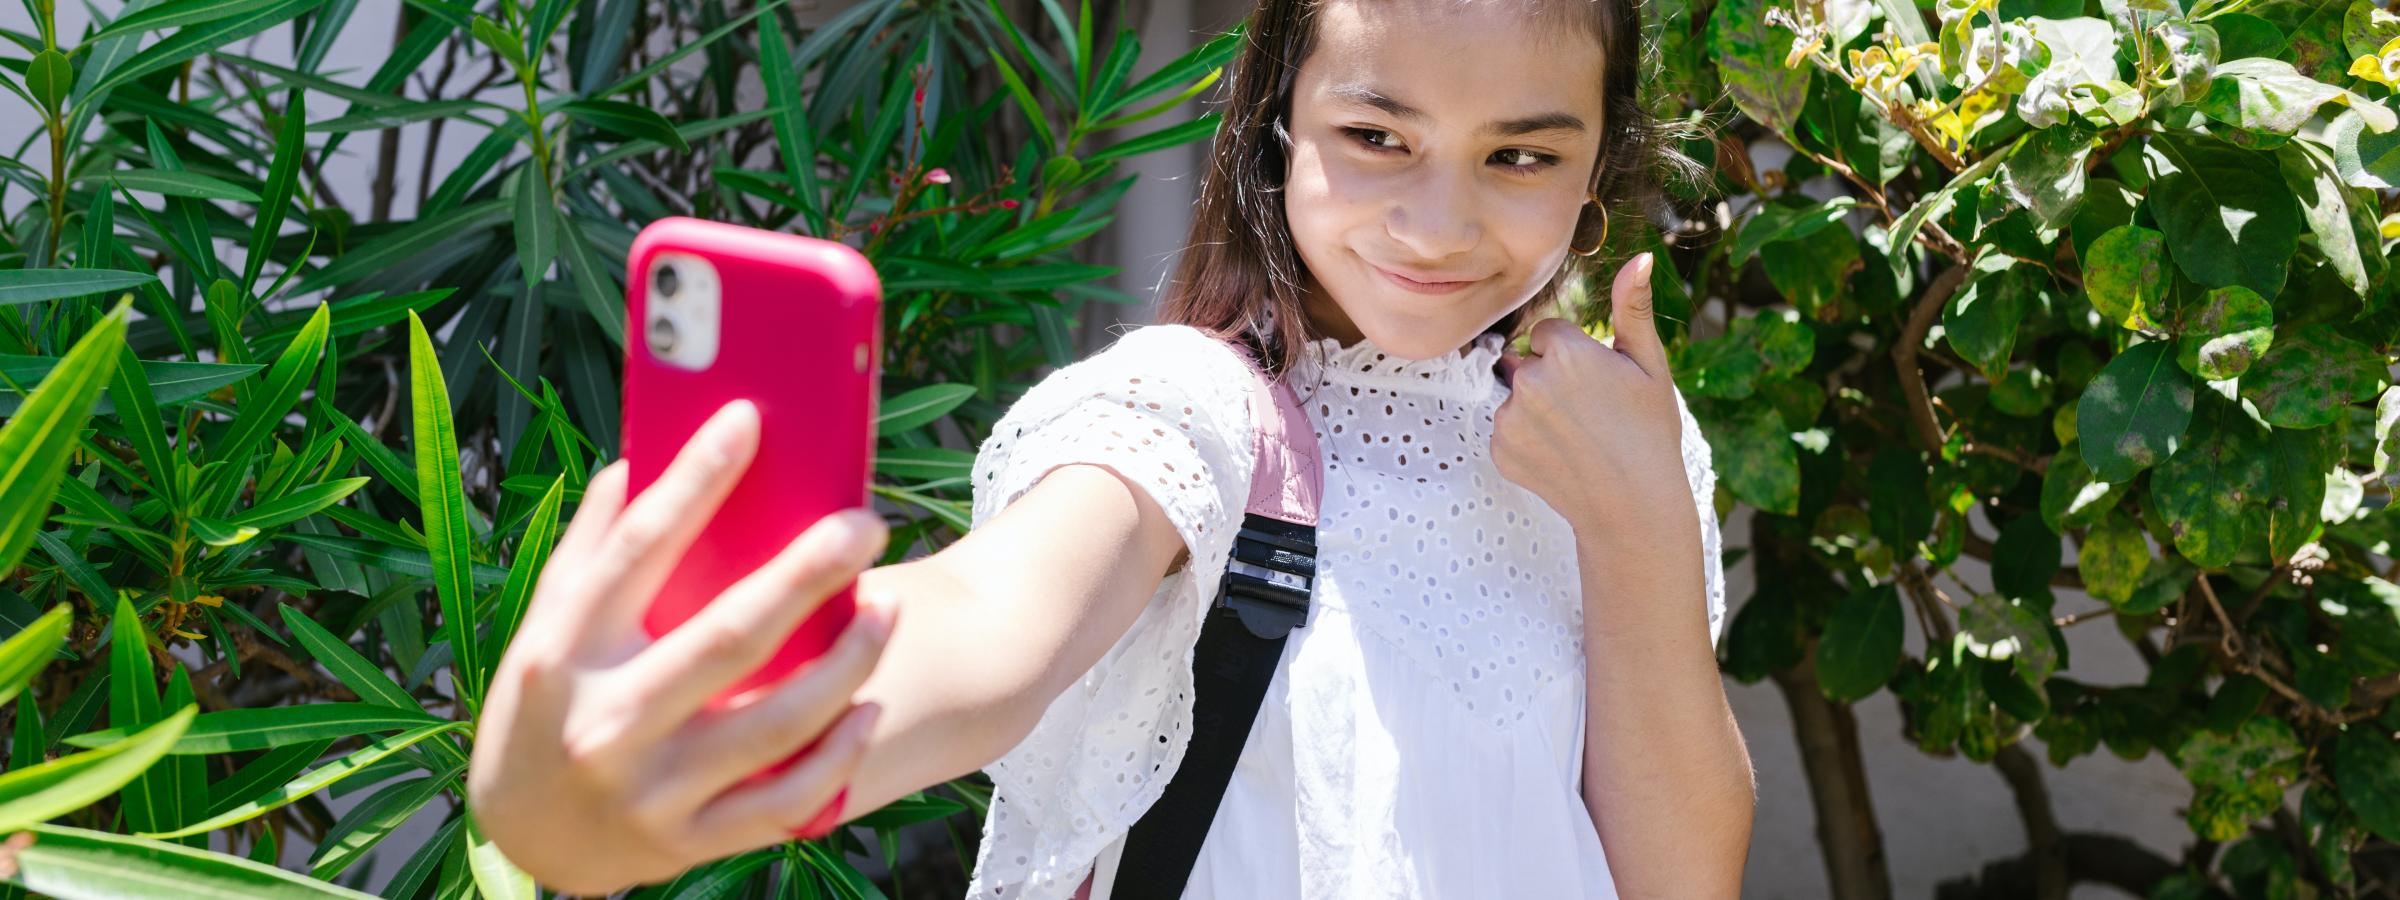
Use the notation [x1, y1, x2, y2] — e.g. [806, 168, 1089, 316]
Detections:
[1283, 0, 1609, 360]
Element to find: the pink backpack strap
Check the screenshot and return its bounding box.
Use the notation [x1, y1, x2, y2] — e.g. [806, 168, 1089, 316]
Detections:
[1240, 352, 1323, 527]
[1092, 337, 1323, 900]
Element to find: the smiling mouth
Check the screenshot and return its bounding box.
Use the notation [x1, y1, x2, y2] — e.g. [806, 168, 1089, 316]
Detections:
[1371, 263, 1483, 294]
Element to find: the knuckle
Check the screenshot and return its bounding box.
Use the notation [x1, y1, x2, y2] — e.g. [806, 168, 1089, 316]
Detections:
[692, 621, 773, 672]
[615, 513, 671, 553]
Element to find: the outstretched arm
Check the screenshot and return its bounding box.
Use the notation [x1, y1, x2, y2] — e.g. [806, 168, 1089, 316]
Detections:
[835, 460, 1190, 817]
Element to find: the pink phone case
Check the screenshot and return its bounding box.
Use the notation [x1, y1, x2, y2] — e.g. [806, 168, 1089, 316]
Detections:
[620, 218, 881, 806]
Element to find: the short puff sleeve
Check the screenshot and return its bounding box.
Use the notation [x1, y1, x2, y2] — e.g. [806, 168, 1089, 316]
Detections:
[963, 324, 1260, 900]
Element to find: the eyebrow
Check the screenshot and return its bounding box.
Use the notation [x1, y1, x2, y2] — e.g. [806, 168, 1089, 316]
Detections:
[1326, 84, 1588, 137]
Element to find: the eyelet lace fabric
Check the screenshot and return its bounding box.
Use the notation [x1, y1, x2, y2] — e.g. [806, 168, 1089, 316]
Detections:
[963, 324, 1725, 900]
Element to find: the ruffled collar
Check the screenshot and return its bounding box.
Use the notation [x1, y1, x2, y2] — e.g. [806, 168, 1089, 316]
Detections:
[1290, 330, 1508, 401]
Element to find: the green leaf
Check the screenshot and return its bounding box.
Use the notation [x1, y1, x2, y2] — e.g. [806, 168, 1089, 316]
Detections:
[10, 823, 379, 898]
[1710, 0, 1810, 133]
[470, 15, 530, 80]
[211, 303, 329, 475]
[464, 810, 536, 900]
[2151, 137, 2307, 298]
[0, 299, 130, 577]
[304, 99, 506, 133]
[245, 89, 306, 293]
[0, 269, 158, 305]
[1698, 399, 1799, 516]
[2078, 511, 2151, 604]
[0, 604, 72, 710]
[2179, 718, 2304, 841]
[479, 476, 563, 694]
[2337, 722, 2400, 843]
[227, 478, 369, 532]
[2000, 126, 2092, 230]
[1945, 253, 2039, 380]
[2277, 140, 2373, 298]
[1729, 197, 1857, 267]
[1959, 591, 2057, 685]
[85, 0, 292, 41]
[757, 11, 824, 233]
[2075, 340, 2194, 483]
[1991, 515, 2062, 600]
[557, 99, 690, 152]
[87, 0, 321, 102]
[510, 168, 556, 289]
[277, 603, 414, 710]
[0, 706, 197, 833]
[2332, 106, 2400, 189]
[2239, 324, 2386, 430]
[556, 214, 628, 346]
[2081, 225, 2169, 331]
[80, 169, 261, 202]
[63, 703, 443, 754]
[138, 719, 469, 839]
[2153, 392, 2274, 567]
[877, 384, 977, 436]
[406, 311, 481, 720]
[2175, 285, 2274, 381]
[1817, 585, 1903, 702]
[2201, 57, 2392, 134]
[2263, 423, 2337, 563]
[1084, 112, 1221, 165]
[26, 49, 70, 115]
[1892, 140, 2017, 257]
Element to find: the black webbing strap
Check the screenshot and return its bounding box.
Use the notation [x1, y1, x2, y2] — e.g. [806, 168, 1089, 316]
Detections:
[1109, 512, 1316, 900]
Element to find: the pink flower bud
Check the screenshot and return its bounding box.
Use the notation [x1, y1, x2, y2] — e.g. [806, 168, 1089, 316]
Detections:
[925, 168, 952, 185]
[1000, 199, 1020, 209]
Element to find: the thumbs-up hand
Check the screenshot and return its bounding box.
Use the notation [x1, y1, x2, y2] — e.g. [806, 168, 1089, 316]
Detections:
[1490, 252, 1692, 535]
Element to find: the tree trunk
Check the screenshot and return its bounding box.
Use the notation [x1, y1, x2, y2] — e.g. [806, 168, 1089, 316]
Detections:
[1769, 654, 1893, 900]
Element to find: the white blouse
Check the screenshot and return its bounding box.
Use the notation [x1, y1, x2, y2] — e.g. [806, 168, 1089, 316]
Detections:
[960, 323, 1725, 899]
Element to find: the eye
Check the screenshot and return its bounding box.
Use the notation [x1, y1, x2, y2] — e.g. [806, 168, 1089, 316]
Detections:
[1492, 148, 1559, 172]
[1344, 128, 1564, 174]
[1341, 126, 1404, 152]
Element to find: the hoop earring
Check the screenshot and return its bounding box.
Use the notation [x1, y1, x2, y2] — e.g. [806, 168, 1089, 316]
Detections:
[1570, 199, 1610, 257]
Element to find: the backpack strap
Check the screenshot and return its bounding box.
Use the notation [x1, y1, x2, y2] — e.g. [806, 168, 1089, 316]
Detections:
[1105, 345, 1320, 900]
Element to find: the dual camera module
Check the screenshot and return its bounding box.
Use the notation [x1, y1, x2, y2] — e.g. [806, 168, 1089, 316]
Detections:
[643, 253, 720, 370]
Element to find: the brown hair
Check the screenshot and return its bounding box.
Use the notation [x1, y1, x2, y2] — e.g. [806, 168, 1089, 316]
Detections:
[1156, 0, 1692, 379]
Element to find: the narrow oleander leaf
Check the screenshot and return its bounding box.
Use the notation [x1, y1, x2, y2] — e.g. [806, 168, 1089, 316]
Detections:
[0, 270, 156, 305]
[0, 706, 197, 832]
[12, 822, 381, 898]
[0, 299, 131, 578]
[62, 703, 443, 754]
[0, 604, 72, 711]
[135, 720, 469, 839]
[406, 311, 481, 716]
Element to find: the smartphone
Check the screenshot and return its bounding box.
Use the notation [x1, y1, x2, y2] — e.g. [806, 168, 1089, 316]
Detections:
[620, 217, 882, 788]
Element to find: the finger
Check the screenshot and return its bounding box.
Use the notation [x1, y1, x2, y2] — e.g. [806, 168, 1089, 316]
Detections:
[1608, 252, 1668, 378]
[1524, 316, 1579, 359]
[1495, 349, 1526, 388]
[518, 461, 630, 637]
[683, 701, 882, 855]
[618, 508, 888, 728]
[647, 591, 896, 813]
[571, 400, 763, 654]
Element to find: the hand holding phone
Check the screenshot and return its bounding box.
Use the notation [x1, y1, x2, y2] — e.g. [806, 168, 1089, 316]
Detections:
[467, 422, 894, 896]
[466, 219, 890, 894]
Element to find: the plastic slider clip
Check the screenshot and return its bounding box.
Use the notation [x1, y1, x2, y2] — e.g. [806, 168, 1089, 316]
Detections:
[1212, 512, 1317, 640]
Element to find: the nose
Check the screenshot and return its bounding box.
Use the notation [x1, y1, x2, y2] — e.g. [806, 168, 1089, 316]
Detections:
[1383, 165, 1480, 262]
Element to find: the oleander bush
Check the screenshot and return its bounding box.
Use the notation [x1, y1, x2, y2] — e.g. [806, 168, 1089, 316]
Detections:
[0, 0, 1225, 895]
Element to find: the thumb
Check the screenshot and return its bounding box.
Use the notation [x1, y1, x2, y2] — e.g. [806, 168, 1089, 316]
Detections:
[1608, 251, 1667, 377]
[1496, 348, 1526, 388]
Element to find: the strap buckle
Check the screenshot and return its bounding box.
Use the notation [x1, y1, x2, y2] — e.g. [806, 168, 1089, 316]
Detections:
[1211, 512, 1316, 640]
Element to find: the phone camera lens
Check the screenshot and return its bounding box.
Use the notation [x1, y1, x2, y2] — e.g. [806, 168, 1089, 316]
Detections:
[653, 262, 681, 298]
[647, 316, 679, 355]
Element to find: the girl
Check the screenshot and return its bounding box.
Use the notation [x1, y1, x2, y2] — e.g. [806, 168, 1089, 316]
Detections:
[467, 0, 1757, 896]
